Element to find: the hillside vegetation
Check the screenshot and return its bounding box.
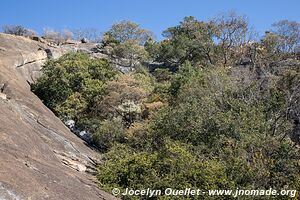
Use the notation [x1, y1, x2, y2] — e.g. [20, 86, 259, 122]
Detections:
[31, 12, 300, 199]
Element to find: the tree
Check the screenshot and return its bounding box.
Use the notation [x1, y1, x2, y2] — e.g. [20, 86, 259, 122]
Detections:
[62, 29, 73, 41]
[71, 28, 101, 42]
[272, 20, 300, 53]
[100, 21, 153, 67]
[30, 17, 300, 199]
[212, 12, 250, 66]
[108, 20, 153, 45]
[33, 52, 117, 121]
[112, 39, 149, 67]
[43, 28, 74, 44]
[2, 25, 36, 37]
[151, 65, 300, 191]
[152, 16, 216, 67]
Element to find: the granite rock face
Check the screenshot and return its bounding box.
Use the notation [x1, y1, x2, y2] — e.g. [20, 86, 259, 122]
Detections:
[0, 33, 117, 200]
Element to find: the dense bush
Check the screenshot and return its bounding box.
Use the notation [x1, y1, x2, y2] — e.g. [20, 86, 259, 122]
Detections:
[33, 16, 300, 199]
[96, 66, 299, 199]
[33, 52, 117, 123]
[97, 141, 234, 199]
[92, 118, 125, 151]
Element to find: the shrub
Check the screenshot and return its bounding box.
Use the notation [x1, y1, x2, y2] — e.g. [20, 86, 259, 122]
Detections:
[97, 141, 234, 199]
[96, 65, 300, 198]
[2, 25, 36, 37]
[91, 72, 154, 125]
[72, 28, 101, 42]
[33, 52, 117, 121]
[92, 118, 125, 151]
[54, 92, 88, 120]
[43, 28, 74, 44]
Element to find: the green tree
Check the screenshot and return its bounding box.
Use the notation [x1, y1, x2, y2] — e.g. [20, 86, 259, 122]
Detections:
[108, 20, 153, 45]
[33, 52, 117, 121]
[100, 21, 153, 67]
[151, 17, 216, 67]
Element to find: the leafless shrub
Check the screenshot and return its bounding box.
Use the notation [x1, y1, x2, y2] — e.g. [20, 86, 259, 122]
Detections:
[72, 28, 101, 42]
[2, 25, 37, 37]
[43, 28, 74, 44]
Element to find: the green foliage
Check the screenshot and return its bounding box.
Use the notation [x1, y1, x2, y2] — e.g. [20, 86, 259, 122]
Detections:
[97, 141, 234, 199]
[33, 52, 117, 121]
[32, 18, 300, 200]
[54, 92, 88, 120]
[113, 39, 150, 63]
[96, 65, 300, 199]
[100, 21, 152, 66]
[146, 16, 216, 67]
[168, 61, 202, 97]
[107, 20, 153, 45]
[152, 68, 172, 82]
[91, 71, 154, 127]
[93, 118, 125, 151]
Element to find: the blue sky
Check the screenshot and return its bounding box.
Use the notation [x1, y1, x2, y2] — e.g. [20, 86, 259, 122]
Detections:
[1, 0, 299, 40]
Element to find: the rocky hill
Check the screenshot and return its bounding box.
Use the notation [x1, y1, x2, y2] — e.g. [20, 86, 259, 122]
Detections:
[0, 33, 116, 200]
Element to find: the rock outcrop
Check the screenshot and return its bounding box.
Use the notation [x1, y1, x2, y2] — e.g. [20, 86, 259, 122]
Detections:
[0, 33, 116, 200]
